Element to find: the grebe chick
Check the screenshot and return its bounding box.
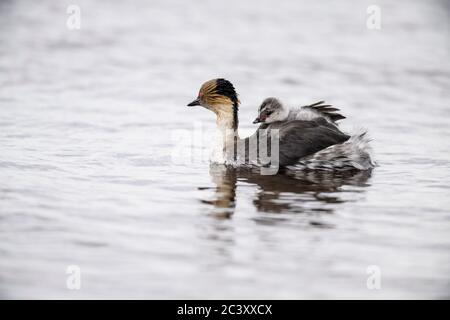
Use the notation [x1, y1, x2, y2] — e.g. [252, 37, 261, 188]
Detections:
[254, 97, 345, 125]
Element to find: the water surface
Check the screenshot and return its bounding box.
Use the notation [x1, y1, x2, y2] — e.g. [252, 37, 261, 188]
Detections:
[0, 0, 449, 299]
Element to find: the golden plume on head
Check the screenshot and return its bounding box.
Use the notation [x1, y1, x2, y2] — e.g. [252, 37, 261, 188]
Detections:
[197, 78, 240, 108]
[187, 78, 240, 130]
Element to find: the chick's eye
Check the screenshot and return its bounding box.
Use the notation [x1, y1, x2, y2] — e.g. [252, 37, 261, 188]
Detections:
[266, 110, 273, 116]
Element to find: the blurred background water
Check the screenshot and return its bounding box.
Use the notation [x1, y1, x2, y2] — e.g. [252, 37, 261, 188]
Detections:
[0, 0, 449, 299]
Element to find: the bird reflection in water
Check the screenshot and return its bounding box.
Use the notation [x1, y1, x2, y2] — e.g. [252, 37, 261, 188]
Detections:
[200, 165, 372, 220]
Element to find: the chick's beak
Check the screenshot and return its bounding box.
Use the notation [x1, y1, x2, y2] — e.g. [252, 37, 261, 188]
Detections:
[187, 98, 201, 107]
[253, 112, 267, 124]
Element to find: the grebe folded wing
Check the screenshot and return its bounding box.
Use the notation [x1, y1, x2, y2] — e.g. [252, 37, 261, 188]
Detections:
[297, 101, 346, 124]
[268, 118, 350, 166]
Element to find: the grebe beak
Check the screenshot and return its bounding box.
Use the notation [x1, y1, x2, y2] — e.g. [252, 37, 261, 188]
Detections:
[253, 117, 261, 124]
[187, 98, 201, 107]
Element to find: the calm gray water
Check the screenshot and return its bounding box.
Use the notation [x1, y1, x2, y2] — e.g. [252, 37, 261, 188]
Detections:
[1, 0, 449, 299]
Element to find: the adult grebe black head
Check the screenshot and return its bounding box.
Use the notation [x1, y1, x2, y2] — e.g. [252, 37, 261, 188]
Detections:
[188, 78, 240, 130]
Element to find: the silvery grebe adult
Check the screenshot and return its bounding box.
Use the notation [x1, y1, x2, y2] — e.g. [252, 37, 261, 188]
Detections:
[187, 78, 375, 171]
